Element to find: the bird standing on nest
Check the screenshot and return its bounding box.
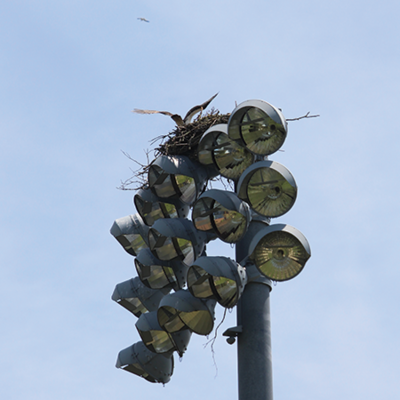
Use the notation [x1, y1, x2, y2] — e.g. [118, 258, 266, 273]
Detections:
[133, 93, 219, 126]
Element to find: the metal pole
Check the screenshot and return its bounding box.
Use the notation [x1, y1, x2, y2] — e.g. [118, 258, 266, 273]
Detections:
[236, 219, 273, 400]
[236, 274, 273, 400]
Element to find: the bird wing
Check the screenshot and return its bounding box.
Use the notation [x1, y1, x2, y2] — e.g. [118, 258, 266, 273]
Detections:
[132, 91, 219, 126]
[183, 92, 219, 124]
[133, 109, 173, 116]
[132, 109, 184, 126]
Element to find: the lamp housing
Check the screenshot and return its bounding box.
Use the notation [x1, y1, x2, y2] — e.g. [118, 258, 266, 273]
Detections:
[136, 311, 191, 357]
[187, 256, 247, 308]
[227, 99, 287, 156]
[116, 341, 173, 383]
[248, 223, 311, 281]
[192, 189, 251, 243]
[110, 213, 149, 256]
[148, 155, 208, 206]
[135, 248, 188, 291]
[237, 160, 297, 218]
[134, 187, 190, 226]
[198, 124, 254, 180]
[157, 289, 216, 336]
[112, 277, 169, 318]
[148, 218, 214, 266]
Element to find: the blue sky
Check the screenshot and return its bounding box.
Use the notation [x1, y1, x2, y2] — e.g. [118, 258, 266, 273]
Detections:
[1, 1, 399, 399]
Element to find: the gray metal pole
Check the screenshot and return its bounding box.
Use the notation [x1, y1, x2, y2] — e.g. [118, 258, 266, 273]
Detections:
[236, 274, 273, 400]
[235, 219, 273, 400]
[237, 278, 273, 400]
[236, 221, 273, 400]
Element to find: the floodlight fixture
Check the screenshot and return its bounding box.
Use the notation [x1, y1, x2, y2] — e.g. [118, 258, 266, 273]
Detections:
[157, 289, 216, 336]
[135, 248, 188, 291]
[198, 124, 254, 180]
[110, 213, 149, 256]
[134, 187, 190, 226]
[234, 220, 271, 264]
[116, 341, 173, 384]
[187, 256, 247, 308]
[136, 311, 192, 356]
[248, 224, 311, 281]
[112, 277, 168, 318]
[192, 189, 251, 243]
[148, 218, 213, 266]
[237, 160, 297, 218]
[227, 99, 287, 156]
[148, 155, 208, 205]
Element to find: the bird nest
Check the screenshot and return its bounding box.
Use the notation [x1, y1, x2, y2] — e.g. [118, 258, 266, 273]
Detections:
[119, 108, 230, 190]
[152, 109, 230, 159]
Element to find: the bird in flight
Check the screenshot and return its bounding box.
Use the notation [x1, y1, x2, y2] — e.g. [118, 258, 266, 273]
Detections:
[133, 93, 218, 126]
[137, 17, 149, 22]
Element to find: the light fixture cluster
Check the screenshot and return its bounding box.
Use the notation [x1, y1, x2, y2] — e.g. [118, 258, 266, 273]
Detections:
[110, 99, 311, 383]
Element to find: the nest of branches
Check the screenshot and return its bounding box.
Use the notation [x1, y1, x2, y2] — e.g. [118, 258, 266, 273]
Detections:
[152, 108, 230, 160]
[119, 109, 230, 190]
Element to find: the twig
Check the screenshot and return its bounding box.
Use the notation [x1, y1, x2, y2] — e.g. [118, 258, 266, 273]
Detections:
[203, 308, 228, 377]
[286, 112, 320, 121]
[117, 150, 152, 190]
[120, 150, 147, 167]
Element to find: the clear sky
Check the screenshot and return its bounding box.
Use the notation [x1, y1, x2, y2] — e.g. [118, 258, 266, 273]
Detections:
[1, 1, 399, 399]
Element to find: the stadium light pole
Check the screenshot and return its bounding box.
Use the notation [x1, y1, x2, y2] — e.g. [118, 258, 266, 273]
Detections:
[111, 98, 311, 400]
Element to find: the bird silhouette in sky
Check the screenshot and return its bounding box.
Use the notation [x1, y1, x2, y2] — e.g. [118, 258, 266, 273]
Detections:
[137, 17, 149, 22]
[133, 93, 219, 126]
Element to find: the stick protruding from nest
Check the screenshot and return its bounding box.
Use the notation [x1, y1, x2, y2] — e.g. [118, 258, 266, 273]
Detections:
[119, 109, 229, 190]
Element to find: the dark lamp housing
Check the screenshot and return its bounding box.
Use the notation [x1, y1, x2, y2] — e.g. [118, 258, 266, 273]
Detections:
[198, 124, 254, 180]
[116, 341, 173, 383]
[248, 224, 311, 281]
[237, 160, 297, 218]
[228, 99, 287, 156]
